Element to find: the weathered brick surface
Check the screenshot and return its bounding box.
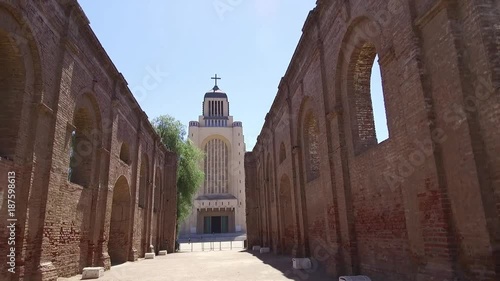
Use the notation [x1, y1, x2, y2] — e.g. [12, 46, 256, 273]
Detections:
[0, 1, 178, 280]
[246, 1, 500, 280]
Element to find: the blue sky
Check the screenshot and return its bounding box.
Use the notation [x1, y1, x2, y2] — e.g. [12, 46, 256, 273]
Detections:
[78, 0, 387, 150]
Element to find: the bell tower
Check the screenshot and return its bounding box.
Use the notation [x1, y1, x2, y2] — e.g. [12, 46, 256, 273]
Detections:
[181, 75, 247, 237]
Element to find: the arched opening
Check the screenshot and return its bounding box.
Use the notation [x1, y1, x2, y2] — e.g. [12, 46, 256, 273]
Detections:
[138, 154, 148, 208]
[108, 176, 131, 265]
[371, 55, 388, 142]
[279, 142, 286, 164]
[119, 142, 131, 165]
[348, 42, 388, 154]
[303, 111, 320, 181]
[279, 174, 294, 255]
[154, 169, 161, 212]
[266, 154, 274, 203]
[266, 153, 277, 251]
[69, 98, 98, 187]
[203, 138, 229, 194]
[259, 166, 269, 247]
[0, 30, 25, 160]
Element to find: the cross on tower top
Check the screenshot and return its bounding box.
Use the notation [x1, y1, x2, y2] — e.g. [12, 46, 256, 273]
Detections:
[211, 74, 221, 87]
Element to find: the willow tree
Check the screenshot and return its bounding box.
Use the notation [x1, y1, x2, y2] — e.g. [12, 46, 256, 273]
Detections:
[151, 115, 204, 229]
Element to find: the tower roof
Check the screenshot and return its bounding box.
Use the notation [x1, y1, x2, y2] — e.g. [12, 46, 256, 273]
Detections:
[204, 85, 228, 99]
[204, 74, 227, 99]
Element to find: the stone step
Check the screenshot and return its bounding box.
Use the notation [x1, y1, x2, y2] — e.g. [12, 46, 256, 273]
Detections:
[82, 267, 104, 280]
[292, 258, 311, 270]
[158, 250, 168, 255]
[339, 276, 371, 281]
[259, 247, 270, 253]
[145, 253, 155, 259]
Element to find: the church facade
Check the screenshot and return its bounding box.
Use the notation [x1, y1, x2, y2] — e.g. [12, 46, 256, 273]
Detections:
[179, 78, 247, 236]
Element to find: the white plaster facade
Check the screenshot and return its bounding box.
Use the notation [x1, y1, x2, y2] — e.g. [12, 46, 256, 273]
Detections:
[179, 81, 246, 236]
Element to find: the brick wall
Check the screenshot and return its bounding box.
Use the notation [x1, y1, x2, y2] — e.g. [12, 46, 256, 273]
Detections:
[0, 1, 178, 280]
[245, 1, 500, 280]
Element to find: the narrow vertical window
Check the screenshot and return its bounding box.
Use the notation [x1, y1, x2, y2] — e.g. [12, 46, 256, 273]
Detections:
[371, 55, 388, 143]
[69, 107, 95, 187]
[349, 43, 389, 154]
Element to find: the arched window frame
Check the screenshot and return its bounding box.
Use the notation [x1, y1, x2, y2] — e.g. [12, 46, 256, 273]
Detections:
[138, 154, 149, 208]
[68, 96, 101, 187]
[203, 138, 229, 194]
[303, 111, 320, 182]
[347, 41, 389, 155]
[119, 142, 131, 165]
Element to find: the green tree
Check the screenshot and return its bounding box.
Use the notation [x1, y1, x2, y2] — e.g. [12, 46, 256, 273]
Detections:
[151, 115, 204, 230]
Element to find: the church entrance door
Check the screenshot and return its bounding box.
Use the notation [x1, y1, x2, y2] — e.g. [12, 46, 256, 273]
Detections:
[204, 216, 229, 234]
[212, 216, 222, 233]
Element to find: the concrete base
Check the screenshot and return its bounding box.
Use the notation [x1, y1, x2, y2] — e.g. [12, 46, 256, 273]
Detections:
[292, 258, 312, 270]
[339, 276, 371, 281]
[252, 246, 261, 251]
[34, 262, 58, 281]
[259, 247, 270, 253]
[145, 253, 155, 259]
[158, 250, 168, 256]
[82, 267, 104, 279]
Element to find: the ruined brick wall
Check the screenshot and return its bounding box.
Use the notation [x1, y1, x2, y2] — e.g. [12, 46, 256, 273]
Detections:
[246, 0, 500, 280]
[244, 152, 260, 249]
[0, 1, 178, 280]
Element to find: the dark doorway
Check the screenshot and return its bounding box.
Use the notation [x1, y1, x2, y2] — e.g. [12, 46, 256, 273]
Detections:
[212, 216, 222, 233]
[108, 176, 131, 265]
[203, 216, 229, 234]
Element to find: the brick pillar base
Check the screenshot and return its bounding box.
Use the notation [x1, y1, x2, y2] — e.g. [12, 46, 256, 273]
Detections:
[129, 248, 138, 261]
[97, 252, 111, 270]
[33, 262, 58, 281]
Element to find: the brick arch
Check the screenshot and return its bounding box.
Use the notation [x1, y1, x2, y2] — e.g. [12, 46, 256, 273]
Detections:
[337, 17, 388, 155]
[296, 97, 321, 182]
[0, 7, 47, 280]
[68, 93, 102, 187]
[347, 42, 384, 153]
[265, 152, 278, 251]
[138, 153, 149, 208]
[258, 158, 270, 247]
[279, 173, 295, 255]
[138, 153, 149, 256]
[279, 142, 286, 164]
[0, 6, 42, 162]
[256, 165, 266, 245]
[294, 97, 318, 257]
[335, 17, 409, 277]
[296, 97, 312, 142]
[338, 15, 385, 67]
[75, 91, 104, 134]
[266, 153, 274, 202]
[152, 167, 162, 252]
[108, 175, 132, 265]
[297, 97, 320, 173]
[154, 167, 162, 213]
[119, 142, 131, 165]
[303, 111, 320, 181]
[0, 29, 24, 160]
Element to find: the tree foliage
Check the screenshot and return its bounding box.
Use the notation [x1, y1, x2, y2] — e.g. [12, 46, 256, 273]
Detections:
[151, 115, 204, 227]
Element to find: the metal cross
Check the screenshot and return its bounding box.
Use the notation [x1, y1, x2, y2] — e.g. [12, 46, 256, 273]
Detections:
[211, 74, 221, 87]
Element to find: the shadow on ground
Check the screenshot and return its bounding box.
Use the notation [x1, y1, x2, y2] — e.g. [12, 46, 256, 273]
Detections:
[244, 249, 334, 281]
